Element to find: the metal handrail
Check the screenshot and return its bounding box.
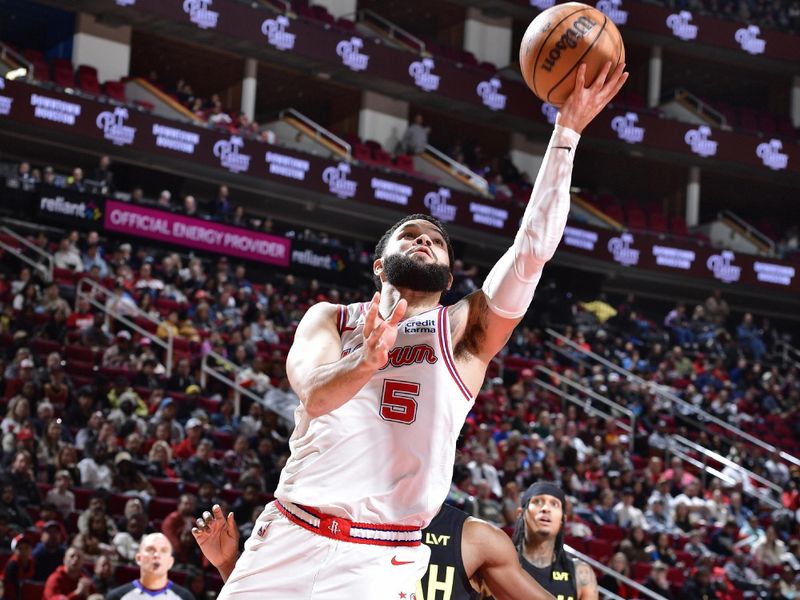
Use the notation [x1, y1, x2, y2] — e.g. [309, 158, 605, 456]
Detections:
[535, 364, 636, 440]
[671, 434, 781, 495]
[279, 108, 352, 159]
[259, 0, 290, 14]
[667, 444, 782, 511]
[0, 225, 54, 280]
[532, 376, 635, 453]
[424, 144, 489, 195]
[545, 328, 800, 468]
[75, 278, 173, 376]
[0, 239, 50, 281]
[719, 209, 776, 255]
[566, 545, 668, 600]
[0, 42, 33, 81]
[674, 88, 727, 128]
[356, 9, 426, 55]
[200, 350, 265, 417]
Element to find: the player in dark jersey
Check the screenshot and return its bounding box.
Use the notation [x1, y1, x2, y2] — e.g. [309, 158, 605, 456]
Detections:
[106, 533, 194, 600]
[193, 503, 559, 600]
[495, 481, 598, 600]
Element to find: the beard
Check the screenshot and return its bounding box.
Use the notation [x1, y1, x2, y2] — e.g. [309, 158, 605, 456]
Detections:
[382, 252, 450, 293]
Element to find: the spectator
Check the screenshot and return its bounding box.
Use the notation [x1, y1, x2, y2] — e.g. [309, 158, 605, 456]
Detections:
[45, 470, 76, 519]
[41, 282, 72, 316]
[54, 237, 84, 272]
[33, 521, 66, 581]
[92, 155, 114, 193]
[644, 561, 674, 600]
[704, 289, 730, 327]
[399, 114, 429, 155]
[684, 528, 712, 557]
[161, 494, 196, 552]
[214, 184, 233, 221]
[77, 441, 114, 491]
[467, 446, 502, 498]
[263, 376, 300, 429]
[599, 552, 630, 598]
[146, 440, 179, 479]
[67, 167, 86, 192]
[172, 418, 204, 460]
[90, 554, 115, 596]
[710, 520, 740, 556]
[752, 526, 788, 567]
[43, 546, 94, 600]
[0, 484, 33, 532]
[4, 534, 35, 600]
[102, 330, 136, 369]
[648, 532, 678, 566]
[112, 452, 155, 501]
[474, 481, 504, 526]
[724, 553, 764, 593]
[112, 511, 147, 563]
[681, 566, 720, 600]
[181, 440, 225, 489]
[167, 358, 197, 392]
[594, 489, 618, 525]
[4, 449, 41, 507]
[613, 487, 646, 529]
[183, 195, 198, 217]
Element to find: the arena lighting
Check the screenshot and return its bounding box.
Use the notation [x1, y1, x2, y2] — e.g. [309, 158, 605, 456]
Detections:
[4, 68, 27, 80]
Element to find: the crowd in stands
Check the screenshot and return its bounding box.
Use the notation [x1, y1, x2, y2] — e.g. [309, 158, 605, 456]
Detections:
[0, 154, 798, 600]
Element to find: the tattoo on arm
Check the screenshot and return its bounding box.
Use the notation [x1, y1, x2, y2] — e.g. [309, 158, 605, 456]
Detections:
[576, 562, 597, 589]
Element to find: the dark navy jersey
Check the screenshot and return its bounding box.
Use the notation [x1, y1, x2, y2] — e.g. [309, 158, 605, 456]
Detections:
[520, 550, 579, 600]
[418, 504, 479, 600]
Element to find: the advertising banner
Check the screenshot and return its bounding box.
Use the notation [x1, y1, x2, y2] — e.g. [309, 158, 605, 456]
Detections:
[104, 200, 291, 266]
[35, 185, 104, 227]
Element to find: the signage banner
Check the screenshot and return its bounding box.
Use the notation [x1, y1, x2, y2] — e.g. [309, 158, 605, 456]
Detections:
[35, 185, 104, 226]
[103, 200, 291, 266]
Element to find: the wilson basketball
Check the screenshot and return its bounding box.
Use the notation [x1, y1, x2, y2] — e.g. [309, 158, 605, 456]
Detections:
[520, 2, 625, 107]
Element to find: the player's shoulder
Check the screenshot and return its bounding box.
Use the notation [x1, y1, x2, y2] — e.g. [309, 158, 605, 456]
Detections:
[463, 516, 514, 553]
[169, 582, 196, 600]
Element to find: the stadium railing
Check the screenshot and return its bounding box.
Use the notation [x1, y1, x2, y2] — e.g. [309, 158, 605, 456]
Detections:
[0, 224, 53, 281]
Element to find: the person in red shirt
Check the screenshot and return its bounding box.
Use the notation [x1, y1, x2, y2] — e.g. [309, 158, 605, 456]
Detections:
[171, 419, 203, 460]
[161, 494, 196, 552]
[3, 534, 35, 600]
[43, 546, 94, 600]
[66, 298, 94, 332]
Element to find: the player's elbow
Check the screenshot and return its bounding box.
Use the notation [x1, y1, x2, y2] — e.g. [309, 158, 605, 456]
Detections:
[302, 391, 331, 419]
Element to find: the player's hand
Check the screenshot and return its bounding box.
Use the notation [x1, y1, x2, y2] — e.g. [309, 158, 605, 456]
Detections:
[361, 291, 407, 370]
[192, 504, 239, 571]
[557, 61, 628, 134]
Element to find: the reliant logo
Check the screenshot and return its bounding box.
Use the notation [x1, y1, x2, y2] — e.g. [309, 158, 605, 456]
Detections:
[31, 94, 81, 125]
[756, 139, 788, 171]
[371, 178, 412, 206]
[530, 0, 556, 8]
[476, 78, 507, 111]
[266, 151, 309, 181]
[213, 136, 251, 174]
[541, 102, 558, 125]
[409, 58, 440, 93]
[707, 250, 741, 283]
[322, 163, 357, 199]
[336, 37, 370, 72]
[292, 248, 345, 272]
[424, 188, 457, 223]
[40, 196, 101, 220]
[666, 11, 698, 40]
[470, 202, 508, 229]
[96, 107, 136, 146]
[753, 262, 795, 286]
[152, 123, 199, 155]
[261, 16, 295, 51]
[563, 226, 598, 251]
[0, 78, 11, 116]
[596, 0, 628, 25]
[684, 125, 718, 157]
[611, 112, 645, 144]
[652, 245, 696, 270]
[607, 233, 640, 266]
[735, 25, 766, 55]
[183, 0, 218, 29]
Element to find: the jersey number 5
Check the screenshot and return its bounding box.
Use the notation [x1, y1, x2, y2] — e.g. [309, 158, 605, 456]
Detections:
[380, 379, 419, 424]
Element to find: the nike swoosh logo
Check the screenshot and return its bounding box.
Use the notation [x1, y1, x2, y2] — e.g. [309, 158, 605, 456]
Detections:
[391, 557, 414, 566]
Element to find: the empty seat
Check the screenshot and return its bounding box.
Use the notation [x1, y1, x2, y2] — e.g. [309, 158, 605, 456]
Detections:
[77, 65, 100, 96]
[670, 216, 688, 236]
[103, 80, 127, 103]
[649, 212, 668, 232]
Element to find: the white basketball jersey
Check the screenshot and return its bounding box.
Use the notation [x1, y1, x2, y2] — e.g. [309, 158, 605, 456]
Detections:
[275, 302, 475, 527]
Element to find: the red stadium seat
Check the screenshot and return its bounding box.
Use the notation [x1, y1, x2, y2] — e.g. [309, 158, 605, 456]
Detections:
[149, 498, 178, 519]
[587, 538, 614, 562]
[20, 581, 45, 600]
[77, 65, 101, 96]
[104, 80, 127, 103]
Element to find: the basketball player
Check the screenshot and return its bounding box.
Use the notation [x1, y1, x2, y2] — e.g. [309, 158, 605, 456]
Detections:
[106, 533, 194, 600]
[491, 482, 598, 600]
[218, 61, 628, 600]
[194, 502, 557, 600]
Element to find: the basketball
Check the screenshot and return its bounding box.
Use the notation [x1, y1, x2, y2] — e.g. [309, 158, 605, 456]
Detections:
[519, 2, 625, 107]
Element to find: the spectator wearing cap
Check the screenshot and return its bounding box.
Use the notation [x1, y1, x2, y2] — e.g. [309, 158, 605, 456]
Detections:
[77, 441, 113, 491]
[644, 561, 674, 600]
[613, 487, 646, 529]
[112, 451, 155, 500]
[32, 520, 66, 581]
[45, 470, 75, 519]
[4, 533, 35, 600]
[148, 397, 184, 442]
[177, 384, 202, 423]
[107, 376, 148, 417]
[102, 330, 136, 369]
[172, 418, 204, 460]
[180, 439, 224, 490]
[43, 546, 94, 599]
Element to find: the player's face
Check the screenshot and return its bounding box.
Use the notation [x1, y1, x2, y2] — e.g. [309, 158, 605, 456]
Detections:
[377, 220, 452, 292]
[136, 535, 175, 577]
[524, 494, 563, 537]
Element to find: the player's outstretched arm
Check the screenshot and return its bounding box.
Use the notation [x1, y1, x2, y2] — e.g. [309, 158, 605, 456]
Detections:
[287, 294, 406, 418]
[192, 504, 240, 582]
[465, 520, 556, 600]
[452, 62, 628, 363]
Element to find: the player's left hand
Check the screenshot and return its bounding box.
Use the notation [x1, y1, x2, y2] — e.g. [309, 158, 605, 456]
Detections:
[557, 61, 628, 134]
[192, 504, 239, 571]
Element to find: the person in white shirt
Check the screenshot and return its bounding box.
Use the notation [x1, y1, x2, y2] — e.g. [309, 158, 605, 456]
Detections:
[77, 441, 114, 490]
[673, 480, 710, 521]
[236, 355, 273, 396]
[613, 487, 647, 529]
[53, 237, 84, 272]
[262, 376, 299, 429]
[765, 452, 790, 487]
[566, 420, 591, 463]
[467, 446, 502, 498]
[112, 512, 147, 563]
[45, 470, 76, 518]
